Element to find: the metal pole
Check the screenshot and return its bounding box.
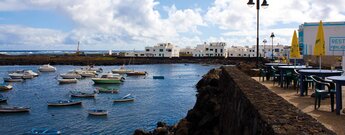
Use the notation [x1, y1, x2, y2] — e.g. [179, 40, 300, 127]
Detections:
[256, 0, 260, 67]
[271, 36, 273, 60]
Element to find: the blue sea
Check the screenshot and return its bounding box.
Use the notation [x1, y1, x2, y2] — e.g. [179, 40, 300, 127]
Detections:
[0, 64, 217, 134]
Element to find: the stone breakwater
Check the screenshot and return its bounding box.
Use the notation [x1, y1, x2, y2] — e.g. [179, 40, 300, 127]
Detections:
[0, 55, 262, 66]
[134, 66, 335, 135]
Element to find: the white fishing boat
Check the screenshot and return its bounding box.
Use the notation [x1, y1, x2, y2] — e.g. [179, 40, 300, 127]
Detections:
[58, 78, 77, 84]
[60, 71, 82, 79]
[113, 94, 134, 102]
[38, 64, 56, 72]
[76, 70, 96, 77]
[8, 72, 24, 79]
[84, 65, 103, 73]
[91, 73, 125, 84]
[24, 70, 39, 77]
[111, 65, 133, 74]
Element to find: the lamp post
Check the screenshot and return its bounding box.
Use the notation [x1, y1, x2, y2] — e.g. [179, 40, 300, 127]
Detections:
[270, 32, 275, 61]
[247, 0, 269, 67]
[263, 39, 267, 58]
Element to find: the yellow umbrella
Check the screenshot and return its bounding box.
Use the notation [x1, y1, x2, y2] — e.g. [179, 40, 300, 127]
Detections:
[313, 20, 325, 69]
[290, 30, 301, 65]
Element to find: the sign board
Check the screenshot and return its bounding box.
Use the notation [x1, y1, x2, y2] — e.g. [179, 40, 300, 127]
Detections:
[329, 37, 345, 52]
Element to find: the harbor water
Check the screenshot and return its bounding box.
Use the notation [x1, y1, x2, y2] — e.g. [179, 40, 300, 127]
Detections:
[0, 64, 217, 134]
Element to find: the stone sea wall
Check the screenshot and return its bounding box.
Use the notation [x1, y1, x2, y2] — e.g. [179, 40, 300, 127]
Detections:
[135, 66, 335, 135]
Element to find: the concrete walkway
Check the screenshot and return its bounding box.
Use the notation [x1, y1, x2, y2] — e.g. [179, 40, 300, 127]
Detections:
[253, 77, 345, 135]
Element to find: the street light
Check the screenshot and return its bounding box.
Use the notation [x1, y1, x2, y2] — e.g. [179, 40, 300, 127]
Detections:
[270, 32, 275, 60]
[247, 0, 269, 67]
[263, 39, 267, 58]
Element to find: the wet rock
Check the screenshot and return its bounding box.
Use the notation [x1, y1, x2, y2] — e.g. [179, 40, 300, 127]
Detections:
[133, 129, 150, 135]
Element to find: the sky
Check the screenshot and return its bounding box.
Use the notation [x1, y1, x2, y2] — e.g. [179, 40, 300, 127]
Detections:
[0, 0, 344, 50]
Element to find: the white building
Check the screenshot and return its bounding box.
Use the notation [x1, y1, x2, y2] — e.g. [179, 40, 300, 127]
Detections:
[145, 43, 180, 57]
[179, 46, 194, 56]
[192, 42, 227, 57]
[227, 45, 286, 58]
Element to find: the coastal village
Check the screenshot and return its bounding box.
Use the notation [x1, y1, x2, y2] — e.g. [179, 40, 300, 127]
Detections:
[1, 0, 345, 135]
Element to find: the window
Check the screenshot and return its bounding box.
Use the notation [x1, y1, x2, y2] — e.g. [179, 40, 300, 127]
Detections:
[244, 54, 246, 56]
[153, 49, 155, 52]
[160, 49, 163, 52]
[146, 49, 150, 52]
[140, 54, 144, 56]
[159, 54, 161, 56]
[220, 49, 223, 53]
[210, 49, 213, 51]
[275, 49, 279, 52]
[206, 48, 209, 51]
[166, 49, 172, 52]
[230, 54, 233, 56]
[239, 54, 241, 56]
[215, 49, 217, 53]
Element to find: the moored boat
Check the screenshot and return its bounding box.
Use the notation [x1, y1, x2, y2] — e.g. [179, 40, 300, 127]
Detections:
[113, 94, 134, 102]
[58, 78, 77, 84]
[24, 128, 62, 135]
[70, 91, 96, 98]
[60, 71, 82, 79]
[38, 64, 56, 72]
[91, 73, 125, 84]
[0, 94, 7, 102]
[4, 77, 24, 82]
[8, 72, 24, 79]
[87, 109, 108, 116]
[96, 87, 119, 93]
[153, 76, 164, 79]
[0, 106, 30, 113]
[111, 65, 133, 74]
[47, 100, 82, 106]
[0, 83, 13, 90]
[126, 71, 147, 76]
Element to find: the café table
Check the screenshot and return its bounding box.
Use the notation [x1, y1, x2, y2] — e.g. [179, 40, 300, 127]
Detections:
[326, 76, 345, 115]
[277, 65, 313, 88]
[298, 69, 343, 96]
[264, 63, 288, 81]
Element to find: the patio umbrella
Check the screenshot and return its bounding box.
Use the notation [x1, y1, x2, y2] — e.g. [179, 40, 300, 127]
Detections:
[289, 30, 301, 66]
[313, 20, 325, 69]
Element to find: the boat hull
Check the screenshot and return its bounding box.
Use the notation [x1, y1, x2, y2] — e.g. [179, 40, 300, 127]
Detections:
[88, 110, 108, 116]
[48, 101, 82, 106]
[0, 85, 13, 90]
[113, 98, 134, 102]
[92, 79, 123, 84]
[0, 107, 30, 113]
[58, 79, 77, 84]
[71, 94, 95, 98]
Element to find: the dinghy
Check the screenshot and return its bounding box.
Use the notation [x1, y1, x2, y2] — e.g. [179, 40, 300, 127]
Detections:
[47, 100, 82, 106]
[87, 109, 108, 116]
[0, 106, 30, 113]
[113, 94, 134, 102]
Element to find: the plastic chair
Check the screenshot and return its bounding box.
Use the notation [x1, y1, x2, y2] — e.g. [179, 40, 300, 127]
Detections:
[259, 68, 267, 82]
[309, 75, 335, 112]
[270, 66, 280, 86]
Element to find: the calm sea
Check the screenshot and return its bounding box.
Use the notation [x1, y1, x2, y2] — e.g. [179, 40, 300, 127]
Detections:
[0, 64, 217, 134]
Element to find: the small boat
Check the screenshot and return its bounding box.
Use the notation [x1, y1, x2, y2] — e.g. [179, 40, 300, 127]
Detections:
[70, 91, 96, 98]
[58, 78, 77, 84]
[96, 87, 119, 93]
[8, 72, 24, 79]
[126, 71, 147, 76]
[38, 64, 56, 72]
[24, 70, 39, 77]
[112, 65, 133, 74]
[91, 73, 125, 84]
[0, 106, 30, 113]
[113, 94, 134, 102]
[24, 128, 62, 135]
[60, 71, 82, 79]
[47, 100, 82, 106]
[0, 83, 13, 90]
[153, 76, 164, 79]
[22, 74, 34, 79]
[0, 94, 7, 102]
[84, 66, 103, 73]
[87, 109, 108, 116]
[4, 77, 24, 82]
